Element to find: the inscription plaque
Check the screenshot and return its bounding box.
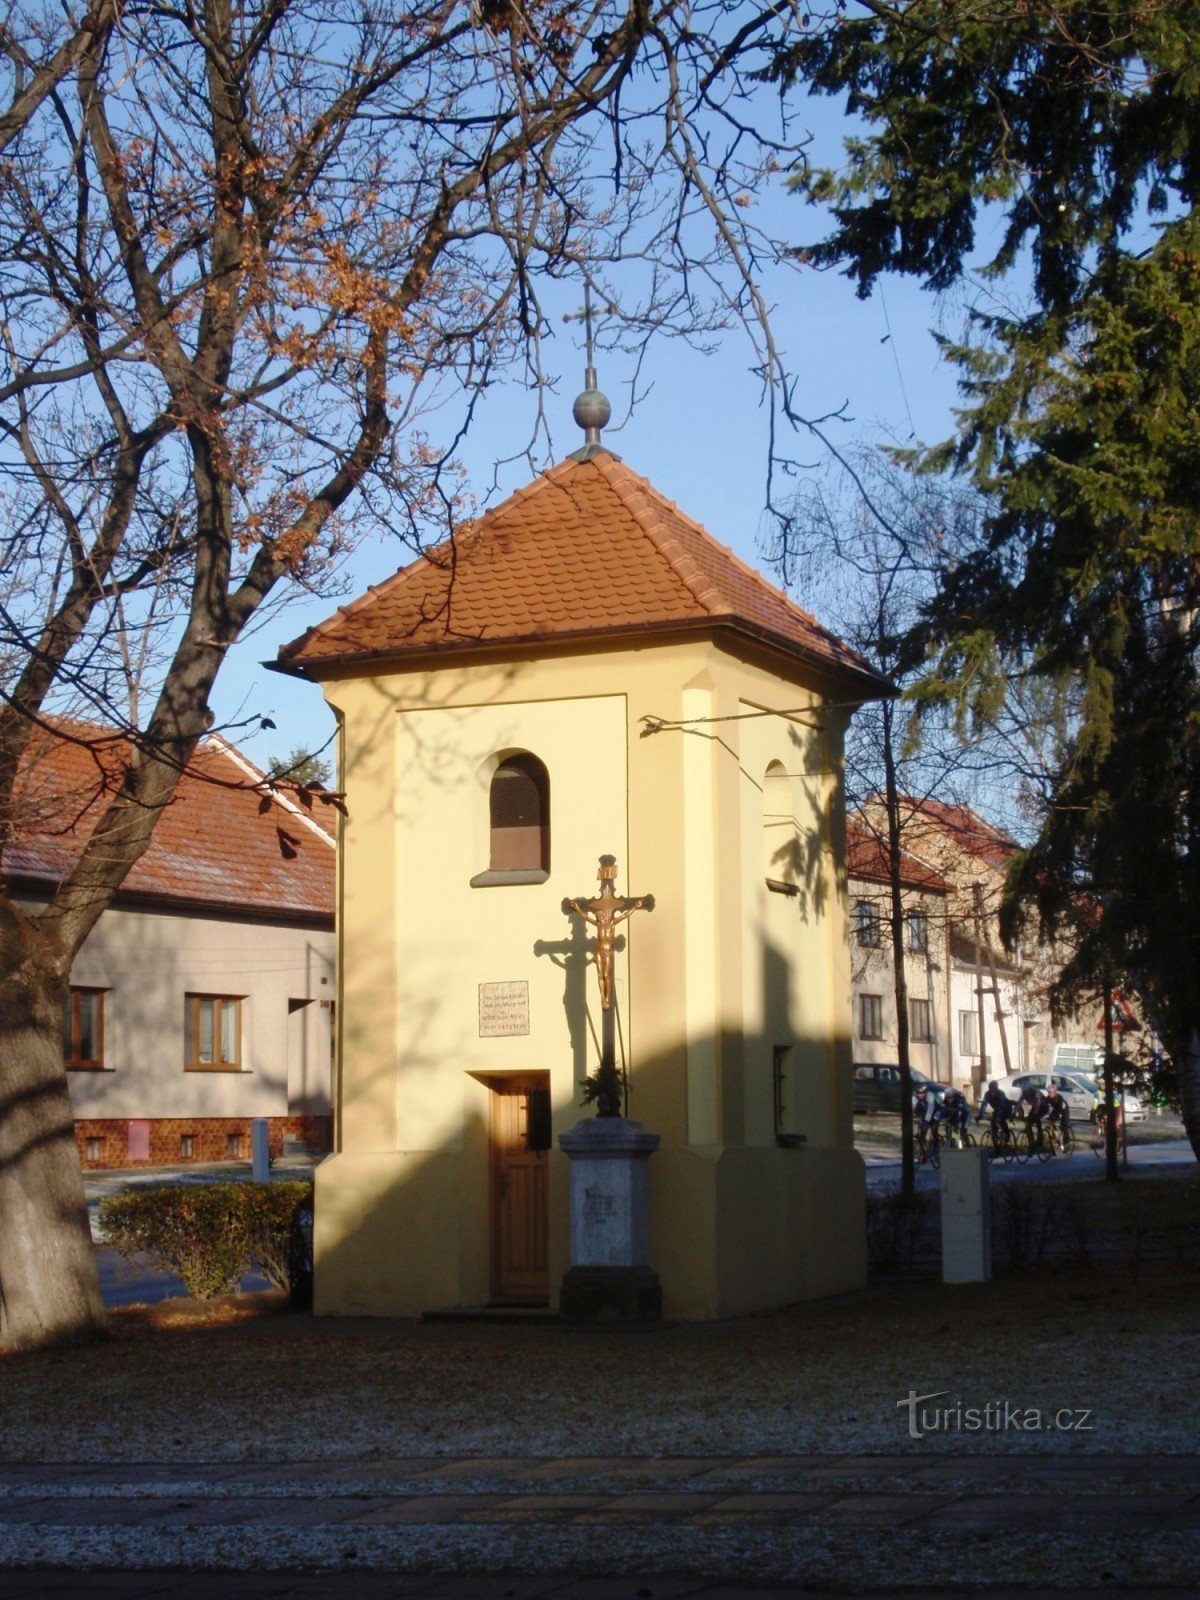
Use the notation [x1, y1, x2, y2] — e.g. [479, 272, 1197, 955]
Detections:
[478, 980, 530, 1038]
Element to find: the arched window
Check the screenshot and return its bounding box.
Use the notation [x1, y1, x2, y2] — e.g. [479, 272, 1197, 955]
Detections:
[488, 752, 550, 874]
[763, 761, 798, 894]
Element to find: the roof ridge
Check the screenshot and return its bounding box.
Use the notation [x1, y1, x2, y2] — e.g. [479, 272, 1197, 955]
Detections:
[203, 735, 335, 848]
[590, 453, 840, 640]
[591, 455, 722, 616]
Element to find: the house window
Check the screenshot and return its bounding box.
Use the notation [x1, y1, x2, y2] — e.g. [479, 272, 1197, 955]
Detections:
[959, 1009, 980, 1057]
[473, 752, 550, 884]
[185, 994, 242, 1070]
[180, 1133, 195, 1159]
[84, 1135, 104, 1164]
[859, 994, 884, 1040]
[910, 998, 933, 1042]
[63, 987, 105, 1069]
[763, 762, 799, 894]
[854, 900, 881, 948]
[226, 1132, 243, 1160]
[907, 910, 928, 953]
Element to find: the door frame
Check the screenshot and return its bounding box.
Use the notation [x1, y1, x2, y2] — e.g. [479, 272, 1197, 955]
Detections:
[486, 1070, 551, 1304]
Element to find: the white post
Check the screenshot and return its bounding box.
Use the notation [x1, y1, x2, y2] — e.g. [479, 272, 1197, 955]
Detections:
[940, 1146, 992, 1283]
[251, 1118, 271, 1182]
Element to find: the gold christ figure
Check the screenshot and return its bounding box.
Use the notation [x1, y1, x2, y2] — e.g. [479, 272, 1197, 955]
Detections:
[561, 854, 655, 1117]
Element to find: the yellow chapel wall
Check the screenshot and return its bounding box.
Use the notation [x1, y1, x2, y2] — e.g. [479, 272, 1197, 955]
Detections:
[313, 636, 864, 1319]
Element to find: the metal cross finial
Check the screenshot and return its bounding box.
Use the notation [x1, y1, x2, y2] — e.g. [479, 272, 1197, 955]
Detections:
[583, 281, 596, 380]
[567, 282, 619, 461]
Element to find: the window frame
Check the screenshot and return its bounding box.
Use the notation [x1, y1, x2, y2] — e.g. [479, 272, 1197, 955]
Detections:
[472, 751, 551, 886]
[859, 993, 884, 1041]
[959, 1008, 980, 1057]
[909, 997, 933, 1043]
[906, 909, 928, 954]
[854, 899, 881, 948]
[184, 993, 244, 1072]
[63, 986, 106, 1070]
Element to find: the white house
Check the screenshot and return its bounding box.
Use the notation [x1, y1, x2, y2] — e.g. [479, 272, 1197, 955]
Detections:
[4, 722, 335, 1168]
[846, 817, 953, 1081]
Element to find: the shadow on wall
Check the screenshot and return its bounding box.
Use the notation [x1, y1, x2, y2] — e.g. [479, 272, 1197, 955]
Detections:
[314, 907, 862, 1321]
[759, 715, 837, 922]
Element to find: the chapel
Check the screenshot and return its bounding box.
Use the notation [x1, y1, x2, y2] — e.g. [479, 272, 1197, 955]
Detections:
[276, 393, 887, 1319]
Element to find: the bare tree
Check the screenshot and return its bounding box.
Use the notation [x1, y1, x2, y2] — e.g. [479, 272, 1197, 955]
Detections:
[0, 0, 810, 1350]
[771, 450, 1063, 1193]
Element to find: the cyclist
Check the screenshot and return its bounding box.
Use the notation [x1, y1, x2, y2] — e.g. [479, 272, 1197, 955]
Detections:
[1019, 1083, 1051, 1151]
[1045, 1083, 1071, 1132]
[913, 1082, 939, 1156]
[940, 1086, 971, 1142]
[1091, 1098, 1125, 1152]
[976, 1081, 1012, 1127]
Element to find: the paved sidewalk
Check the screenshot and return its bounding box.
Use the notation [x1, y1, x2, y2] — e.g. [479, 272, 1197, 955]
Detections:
[1, 1577, 1195, 1599]
[2, 1452, 1197, 1591]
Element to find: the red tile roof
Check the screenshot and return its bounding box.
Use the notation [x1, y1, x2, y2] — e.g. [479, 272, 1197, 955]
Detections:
[4, 721, 334, 921]
[847, 817, 948, 894]
[278, 452, 888, 693]
[902, 797, 1018, 873]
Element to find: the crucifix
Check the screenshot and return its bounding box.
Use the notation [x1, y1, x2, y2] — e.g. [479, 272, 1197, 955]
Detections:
[561, 854, 655, 1117]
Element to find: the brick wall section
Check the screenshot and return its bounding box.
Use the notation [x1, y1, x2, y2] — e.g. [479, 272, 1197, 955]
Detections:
[74, 1115, 331, 1169]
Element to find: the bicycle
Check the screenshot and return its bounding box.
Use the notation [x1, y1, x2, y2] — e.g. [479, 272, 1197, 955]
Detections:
[914, 1122, 941, 1169]
[1014, 1122, 1042, 1164]
[1045, 1121, 1074, 1159]
[981, 1119, 1017, 1162]
[1090, 1109, 1127, 1158]
[940, 1119, 976, 1152]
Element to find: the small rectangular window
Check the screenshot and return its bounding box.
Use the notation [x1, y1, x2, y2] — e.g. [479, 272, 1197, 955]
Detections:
[959, 1009, 980, 1056]
[907, 911, 928, 953]
[226, 1132, 243, 1160]
[185, 994, 242, 1070]
[180, 1133, 195, 1159]
[854, 900, 881, 948]
[63, 988, 105, 1069]
[910, 998, 933, 1042]
[84, 1135, 104, 1163]
[860, 994, 884, 1041]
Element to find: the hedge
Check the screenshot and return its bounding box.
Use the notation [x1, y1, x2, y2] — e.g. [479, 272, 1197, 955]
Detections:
[99, 1181, 313, 1303]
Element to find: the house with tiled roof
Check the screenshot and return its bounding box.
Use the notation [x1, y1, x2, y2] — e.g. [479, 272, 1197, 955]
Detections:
[845, 817, 953, 1084]
[276, 397, 890, 1321]
[4, 721, 335, 1168]
[855, 795, 1061, 1096]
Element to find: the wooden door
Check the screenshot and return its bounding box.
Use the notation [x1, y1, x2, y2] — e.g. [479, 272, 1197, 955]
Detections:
[490, 1075, 550, 1302]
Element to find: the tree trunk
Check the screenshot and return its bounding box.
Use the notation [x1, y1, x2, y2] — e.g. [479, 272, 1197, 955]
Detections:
[881, 701, 915, 1200]
[0, 903, 106, 1350]
[1175, 1023, 1200, 1165]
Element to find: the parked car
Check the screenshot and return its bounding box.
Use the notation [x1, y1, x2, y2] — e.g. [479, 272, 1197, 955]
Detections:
[1060, 1071, 1147, 1122]
[852, 1063, 954, 1115]
[993, 1070, 1146, 1122]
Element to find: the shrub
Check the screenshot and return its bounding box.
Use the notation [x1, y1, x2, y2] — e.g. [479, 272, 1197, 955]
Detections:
[867, 1190, 936, 1275]
[100, 1181, 314, 1302]
[239, 1182, 313, 1303]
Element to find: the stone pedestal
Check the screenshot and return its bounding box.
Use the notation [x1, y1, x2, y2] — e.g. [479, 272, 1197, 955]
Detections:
[558, 1115, 662, 1321]
[940, 1146, 992, 1283]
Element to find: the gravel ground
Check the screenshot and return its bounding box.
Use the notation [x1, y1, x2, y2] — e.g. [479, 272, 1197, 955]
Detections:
[3, 1259, 1198, 1463]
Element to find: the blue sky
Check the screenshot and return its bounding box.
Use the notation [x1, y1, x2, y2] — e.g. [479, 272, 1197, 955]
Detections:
[216, 114, 971, 777]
